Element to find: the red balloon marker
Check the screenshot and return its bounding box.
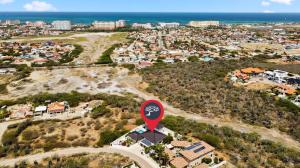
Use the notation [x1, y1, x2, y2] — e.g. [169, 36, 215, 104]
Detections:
[140, 100, 164, 132]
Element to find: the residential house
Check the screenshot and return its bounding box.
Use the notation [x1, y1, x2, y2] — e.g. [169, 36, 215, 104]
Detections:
[10, 105, 33, 119]
[47, 101, 67, 115]
[126, 125, 167, 147]
[179, 141, 215, 167]
[171, 141, 192, 150]
[287, 78, 300, 89]
[240, 67, 265, 76]
[34, 106, 47, 116]
[275, 84, 297, 95]
[170, 157, 189, 168]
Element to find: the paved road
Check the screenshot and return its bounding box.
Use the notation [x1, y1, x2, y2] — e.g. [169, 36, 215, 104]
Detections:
[0, 146, 158, 168]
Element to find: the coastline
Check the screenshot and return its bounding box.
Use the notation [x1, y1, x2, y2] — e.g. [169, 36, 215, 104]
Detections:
[0, 12, 300, 24]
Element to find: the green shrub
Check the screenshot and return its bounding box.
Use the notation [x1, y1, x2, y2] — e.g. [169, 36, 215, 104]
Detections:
[2, 130, 17, 145]
[90, 105, 112, 119]
[97, 44, 120, 64]
[0, 84, 8, 94]
[97, 130, 127, 147]
[0, 109, 10, 120]
[163, 134, 173, 144]
[60, 44, 83, 64]
[202, 158, 212, 164]
[22, 129, 39, 141]
[135, 118, 144, 125]
[121, 64, 135, 71]
[188, 56, 199, 62]
[276, 99, 300, 115]
[199, 134, 221, 149]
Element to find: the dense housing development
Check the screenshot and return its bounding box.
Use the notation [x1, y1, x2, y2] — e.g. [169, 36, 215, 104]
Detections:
[0, 41, 75, 66]
[111, 24, 300, 68]
[228, 68, 300, 107]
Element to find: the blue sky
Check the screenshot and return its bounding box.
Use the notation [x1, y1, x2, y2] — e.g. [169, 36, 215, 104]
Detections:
[0, 0, 299, 12]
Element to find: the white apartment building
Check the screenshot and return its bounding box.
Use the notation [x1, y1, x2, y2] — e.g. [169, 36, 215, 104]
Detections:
[2, 20, 21, 25]
[92, 20, 126, 30]
[92, 21, 116, 30]
[93, 21, 116, 30]
[188, 21, 220, 28]
[158, 22, 180, 28]
[132, 23, 152, 29]
[52, 20, 72, 30]
[26, 21, 46, 27]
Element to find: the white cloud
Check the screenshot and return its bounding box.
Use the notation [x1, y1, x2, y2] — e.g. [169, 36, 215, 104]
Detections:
[261, 1, 271, 6]
[269, 0, 293, 5]
[263, 10, 275, 13]
[0, 0, 13, 4]
[24, 1, 57, 11]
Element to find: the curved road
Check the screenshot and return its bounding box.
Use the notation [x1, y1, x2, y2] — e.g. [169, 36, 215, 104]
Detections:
[0, 146, 158, 168]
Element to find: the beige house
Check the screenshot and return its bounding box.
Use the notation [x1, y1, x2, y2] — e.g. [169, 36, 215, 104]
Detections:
[180, 141, 215, 167]
[168, 141, 215, 168]
[170, 157, 189, 168]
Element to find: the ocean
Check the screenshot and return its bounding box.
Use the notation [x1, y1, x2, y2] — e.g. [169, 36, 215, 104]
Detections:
[0, 12, 300, 24]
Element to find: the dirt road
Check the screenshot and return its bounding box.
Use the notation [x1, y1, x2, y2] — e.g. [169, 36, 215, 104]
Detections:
[0, 146, 158, 168]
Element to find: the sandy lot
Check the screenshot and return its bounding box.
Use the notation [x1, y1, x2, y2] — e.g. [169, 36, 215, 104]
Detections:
[1, 32, 128, 65]
[241, 43, 284, 53]
[72, 32, 128, 65]
[1, 67, 129, 100]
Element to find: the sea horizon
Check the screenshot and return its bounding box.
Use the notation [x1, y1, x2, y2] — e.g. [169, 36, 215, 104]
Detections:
[0, 12, 300, 24]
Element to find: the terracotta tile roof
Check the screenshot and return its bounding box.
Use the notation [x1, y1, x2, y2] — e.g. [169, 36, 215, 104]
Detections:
[47, 102, 65, 113]
[180, 141, 215, 162]
[277, 84, 297, 95]
[10, 105, 33, 119]
[170, 157, 188, 168]
[241, 67, 265, 74]
[234, 70, 250, 80]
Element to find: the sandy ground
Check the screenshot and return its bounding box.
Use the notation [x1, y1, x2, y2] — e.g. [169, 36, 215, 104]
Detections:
[0, 75, 14, 85]
[1, 32, 127, 65]
[268, 58, 300, 65]
[1, 67, 128, 100]
[240, 43, 284, 53]
[2, 68, 300, 151]
[72, 32, 127, 65]
[0, 67, 300, 155]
